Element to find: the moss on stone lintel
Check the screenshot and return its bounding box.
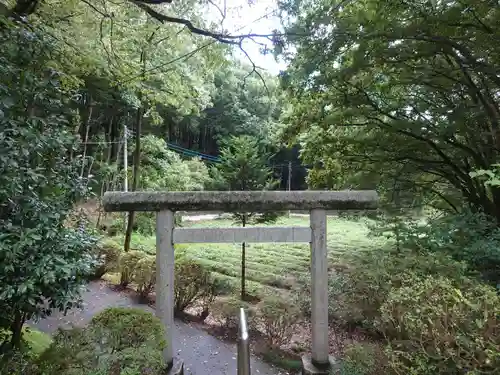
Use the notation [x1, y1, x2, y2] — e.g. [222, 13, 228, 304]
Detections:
[103, 190, 378, 213]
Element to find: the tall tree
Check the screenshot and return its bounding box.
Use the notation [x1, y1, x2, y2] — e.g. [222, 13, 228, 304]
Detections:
[216, 135, 280, 300]
[0, 20, 96, 348]
[279, 0, 500, 217]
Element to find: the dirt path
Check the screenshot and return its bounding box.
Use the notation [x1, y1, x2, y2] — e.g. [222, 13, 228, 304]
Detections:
[29, 281, 288, 375]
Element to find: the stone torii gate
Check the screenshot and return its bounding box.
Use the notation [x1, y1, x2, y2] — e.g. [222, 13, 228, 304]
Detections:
[103, 190, 378, 375]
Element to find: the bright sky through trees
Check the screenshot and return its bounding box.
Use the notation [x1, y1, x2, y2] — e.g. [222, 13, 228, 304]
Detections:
[204, 0, 286, 74]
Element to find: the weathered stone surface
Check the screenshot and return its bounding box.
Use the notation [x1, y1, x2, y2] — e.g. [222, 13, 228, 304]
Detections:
[103, 190, 378, 212]
[172, 226, 312, 243]
[156, 210, 175, 366]
[301, 354, 338, 375]
[310, 209, 329, 363]
[166, 359, 184, 375]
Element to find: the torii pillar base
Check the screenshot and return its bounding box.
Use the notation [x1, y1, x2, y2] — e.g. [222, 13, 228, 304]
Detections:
[301, 354, 338, 375]
[165, 359, 184, 375]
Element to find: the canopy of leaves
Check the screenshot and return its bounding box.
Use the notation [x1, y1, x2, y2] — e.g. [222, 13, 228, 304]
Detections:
[35, 0, 222, 112]
[279, 0, 500, 217]
[217, 135, 280, 224]
[0, 17, 97, 347]
[202, 63, 284, 144]
[137, 134, 212, 190]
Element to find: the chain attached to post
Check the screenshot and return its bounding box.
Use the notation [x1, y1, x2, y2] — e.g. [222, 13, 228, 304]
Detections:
[237, 307, 251, 375]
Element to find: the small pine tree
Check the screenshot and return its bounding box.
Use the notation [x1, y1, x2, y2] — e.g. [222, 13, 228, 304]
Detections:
[217, 135, 280, 300]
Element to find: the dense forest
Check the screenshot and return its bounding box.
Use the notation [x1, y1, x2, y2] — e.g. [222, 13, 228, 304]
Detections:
[1, 1, 500, 375]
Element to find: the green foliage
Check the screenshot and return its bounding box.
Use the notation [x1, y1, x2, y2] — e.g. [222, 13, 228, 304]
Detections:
[0, 350, 39, 375]
[138, 135, 213, 192]
[217, 134, 281, 225]
[0, 327, 51, 374]
[89, 307, 165, 351]
[280, 0, 500, 217]
[292, 272, 337, 320]
[256, 296, 301, 348]
[131, 255, 156, 302]
[216, 134, 281, 299]
[0, 19, 97, 348]
[211, 297, 253, 330]
[174, 256, 215, 313]
[120, 216, 381, 298]
[470, 164, 500, 187]
[378, 275, 500, 375]
[38, 307, 165, 374]
[119, 250, 146, 286]
[37, 327, 94, 372]
[92, 238, 121, 278]
[217, 134, 275, 189]
[22, 327, 53, 356]
[200, 63, 284, 147]
[329, 248, 469, 327]
[394, 211, 500, 285]
[111, 211, 182, 236]
[132, 212, 158, 236]
[208, 275, 234, 296]
[340, 343, 388, 375]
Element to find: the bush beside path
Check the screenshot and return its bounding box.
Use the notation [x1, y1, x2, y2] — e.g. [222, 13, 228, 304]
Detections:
[30, 280, 287, 375]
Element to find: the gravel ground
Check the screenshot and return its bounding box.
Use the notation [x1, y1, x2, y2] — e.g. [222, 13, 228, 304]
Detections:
[30, 281, 287, 375]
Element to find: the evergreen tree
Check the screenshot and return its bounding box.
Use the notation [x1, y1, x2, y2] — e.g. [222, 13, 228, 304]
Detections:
[217, 135, 280, 300]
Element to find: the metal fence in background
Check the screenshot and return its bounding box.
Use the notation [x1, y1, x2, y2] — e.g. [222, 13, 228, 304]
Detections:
[237, 308, 251, 375]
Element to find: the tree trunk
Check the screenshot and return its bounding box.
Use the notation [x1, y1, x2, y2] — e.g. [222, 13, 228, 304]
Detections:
[80, 96, 93, 178]
[9, 311, 25, 349]
[96, 180, 106, 229]
[106, 116, 114, 165]
[123, 106, 143, 257]
[241, 214, 246, 301]
[11, 0, 39, 16]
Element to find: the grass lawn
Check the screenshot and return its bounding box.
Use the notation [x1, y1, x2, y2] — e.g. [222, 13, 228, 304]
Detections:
[0, 327, 52, 355]
[23, 327, 52, 354]
[112, 215, 386, 297]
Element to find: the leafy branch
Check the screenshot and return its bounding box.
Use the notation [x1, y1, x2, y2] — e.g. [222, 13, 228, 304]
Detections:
[130, 0, 284, 45]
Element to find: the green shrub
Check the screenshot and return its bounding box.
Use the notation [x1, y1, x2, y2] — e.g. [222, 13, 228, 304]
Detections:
[131, 255, 156, 302]
[89, 307, 165, 351]
[378, 211, 500, 285]
[340, 342, 389, 375]
[107, 217, 125, 237]
[119, 250, 146, 287]
[378, 275, 500, 375]
[0, 350, 39, 375]
[211, 296, 253, 330]
[110, 213, 181, 237]
[92, 238, 121, 278]
[109, 213, 157, 236]
[256, 296, 301, 348]
[329, 248, 469, 327]
[210, 275, 234, 296]
[37, 327, 94, 372]
[39, 307, 166, 374]
[293, 272, 342, 321]
[132, 212, 156, 235]
[174, 257, 214, 313]
[174, 244, 189, 260]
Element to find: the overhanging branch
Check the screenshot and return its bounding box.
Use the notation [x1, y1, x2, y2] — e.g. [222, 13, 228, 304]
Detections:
[130, 0, 283, 45]
[136, 0, 173, 3]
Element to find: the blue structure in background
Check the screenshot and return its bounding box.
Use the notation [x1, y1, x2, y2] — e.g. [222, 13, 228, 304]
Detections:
[165, 141, 309, 190]
[165, 142, 220, 163]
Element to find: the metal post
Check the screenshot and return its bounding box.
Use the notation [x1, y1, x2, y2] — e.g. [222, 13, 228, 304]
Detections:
[237, 308, 251, 375]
